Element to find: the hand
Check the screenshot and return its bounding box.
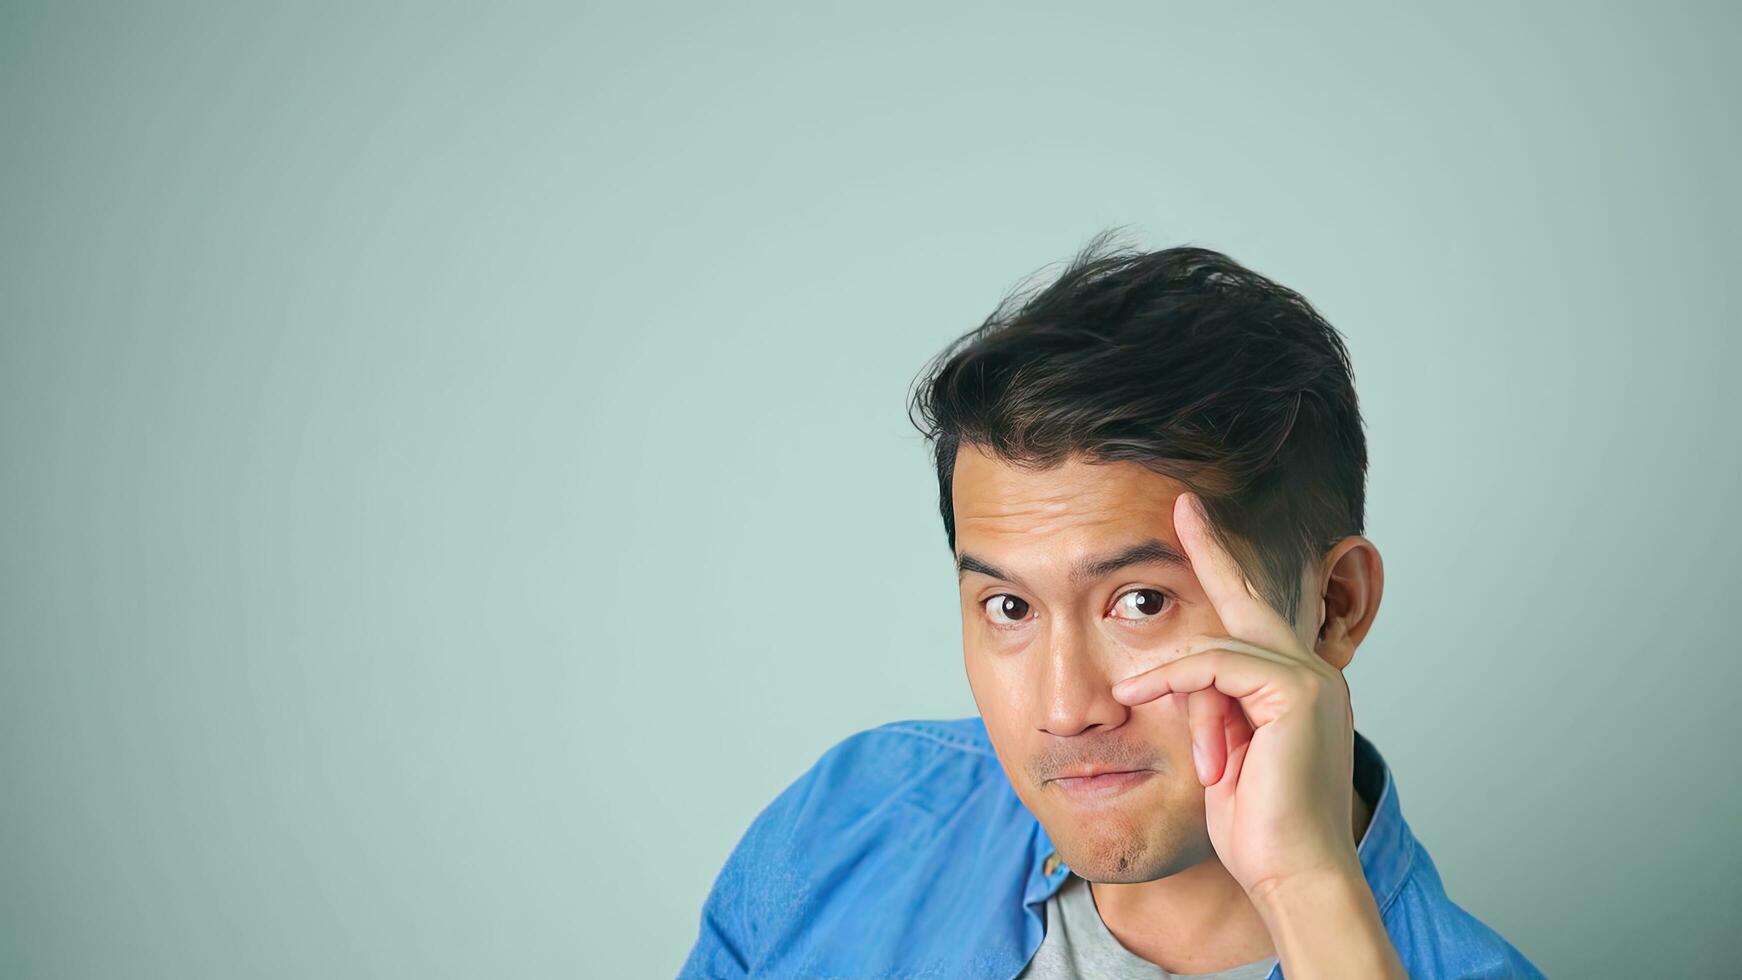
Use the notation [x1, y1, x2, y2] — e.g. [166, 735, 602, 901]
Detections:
[1110, 491, 1360, 899]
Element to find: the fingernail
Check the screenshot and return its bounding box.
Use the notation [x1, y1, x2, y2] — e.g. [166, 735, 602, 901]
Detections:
[1192, 743, 1209, 784]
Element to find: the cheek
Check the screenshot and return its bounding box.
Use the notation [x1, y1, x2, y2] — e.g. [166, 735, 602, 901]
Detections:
[961, 646, 1010, 722]
[961, 637, 1024, 694]
[1139, 693, 1196, 749]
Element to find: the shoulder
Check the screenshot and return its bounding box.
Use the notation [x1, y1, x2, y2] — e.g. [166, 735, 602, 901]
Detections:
[757, 715, 1004, 833]
[680, 716, 1018, 975]
[727, 714, 1002, 844]
[1381, 836, 1546, 979]
[1350, 732, 1545, 979]
[818, 715, 999, 775]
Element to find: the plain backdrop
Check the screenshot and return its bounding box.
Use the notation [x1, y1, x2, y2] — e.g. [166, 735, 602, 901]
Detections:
[3, 3, 1738, 977]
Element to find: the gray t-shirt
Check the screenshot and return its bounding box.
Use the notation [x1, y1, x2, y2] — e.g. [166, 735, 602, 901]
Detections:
[1016, 872, 1279, 979]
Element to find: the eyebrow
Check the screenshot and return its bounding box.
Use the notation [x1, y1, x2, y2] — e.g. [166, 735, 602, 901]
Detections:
[956, 538, 1189, 589]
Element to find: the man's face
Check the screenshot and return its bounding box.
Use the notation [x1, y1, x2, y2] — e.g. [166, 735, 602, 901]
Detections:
[952, 442, 1313, 883]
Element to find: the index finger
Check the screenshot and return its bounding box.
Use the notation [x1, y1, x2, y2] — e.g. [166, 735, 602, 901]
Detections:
[1174, 490, 1301, 656]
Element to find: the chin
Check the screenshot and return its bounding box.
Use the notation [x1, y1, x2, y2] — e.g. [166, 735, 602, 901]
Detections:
[1068, 842, 1212, 884]
[1048, 806, 1215, 883]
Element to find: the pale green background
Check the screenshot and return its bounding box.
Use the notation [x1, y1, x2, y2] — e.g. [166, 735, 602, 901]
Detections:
[3, 3, 1737, 977]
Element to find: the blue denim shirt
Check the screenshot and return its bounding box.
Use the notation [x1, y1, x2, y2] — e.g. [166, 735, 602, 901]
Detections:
[680, 716, 1543, 979]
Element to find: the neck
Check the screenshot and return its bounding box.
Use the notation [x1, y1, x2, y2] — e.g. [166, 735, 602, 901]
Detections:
[1089, 781, 1374, 973]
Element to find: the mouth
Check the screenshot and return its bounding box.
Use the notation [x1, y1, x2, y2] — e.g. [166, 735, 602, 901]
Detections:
[1048, 769, 1154, 803]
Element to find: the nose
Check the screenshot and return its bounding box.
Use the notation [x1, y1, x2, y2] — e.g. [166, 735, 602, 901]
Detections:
[1034, 622, 1131, 738]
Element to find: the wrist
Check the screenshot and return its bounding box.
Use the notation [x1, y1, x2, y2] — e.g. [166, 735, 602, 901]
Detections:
[1249, 863, 1405, 980]
[1248, 858, 1366, 919]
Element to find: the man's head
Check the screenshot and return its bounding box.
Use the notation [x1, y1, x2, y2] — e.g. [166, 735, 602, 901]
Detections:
[906, 231, 1383, 883]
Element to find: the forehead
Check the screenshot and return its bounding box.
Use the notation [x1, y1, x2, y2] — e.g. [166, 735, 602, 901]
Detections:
[951, 443, 1186, 542]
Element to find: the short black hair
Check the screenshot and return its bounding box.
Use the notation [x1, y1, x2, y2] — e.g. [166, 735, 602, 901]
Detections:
[906, 229, 1368, 624]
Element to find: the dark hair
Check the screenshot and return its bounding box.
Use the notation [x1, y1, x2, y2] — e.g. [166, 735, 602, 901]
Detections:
[906, 229, 1368, 624]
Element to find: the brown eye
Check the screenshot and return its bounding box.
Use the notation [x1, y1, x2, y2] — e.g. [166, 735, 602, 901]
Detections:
[983, 594, 1031, 625]
[1111, 588, 1171, 621]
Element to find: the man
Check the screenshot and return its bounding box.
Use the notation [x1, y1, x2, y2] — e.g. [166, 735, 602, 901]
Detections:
[680, 233, 1544, 978]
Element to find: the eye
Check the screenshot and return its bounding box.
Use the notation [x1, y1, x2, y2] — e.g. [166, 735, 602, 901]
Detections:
[1109, 588, 1172, 623]
[982, 594, 1032, 628]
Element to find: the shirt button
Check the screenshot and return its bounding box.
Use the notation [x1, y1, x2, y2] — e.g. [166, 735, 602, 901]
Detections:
[1043, 853, 1062, 876]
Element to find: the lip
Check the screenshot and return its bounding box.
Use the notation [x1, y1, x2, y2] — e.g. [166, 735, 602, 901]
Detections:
[1048, 769, 1154, 803]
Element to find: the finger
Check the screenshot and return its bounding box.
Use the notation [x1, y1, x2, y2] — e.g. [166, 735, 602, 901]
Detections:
[1113, 641, 1298, 705]
[1222, 691, 1254, 760]
[1112, 647, 1319, 728]
[1209, 730, 1253, 802]
[1186, 689, 1229, 785]
[1173, 491, 1300, 656]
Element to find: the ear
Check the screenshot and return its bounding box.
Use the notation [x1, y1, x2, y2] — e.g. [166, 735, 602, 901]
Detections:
[1312, 535, 1384, 671]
